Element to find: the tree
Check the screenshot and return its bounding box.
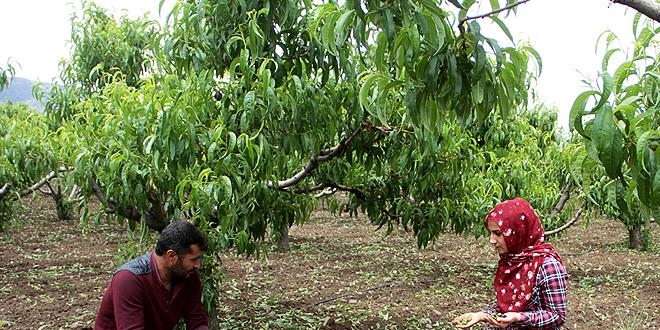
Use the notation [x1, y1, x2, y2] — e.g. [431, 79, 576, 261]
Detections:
[29, 0, 574, 320]
[570, 13, 660, 249]
[44, 1, 158, 127]
[0, 103, 59, 230]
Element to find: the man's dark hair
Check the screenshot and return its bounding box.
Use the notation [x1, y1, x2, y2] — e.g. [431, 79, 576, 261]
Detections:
[155, 221, 208, 256]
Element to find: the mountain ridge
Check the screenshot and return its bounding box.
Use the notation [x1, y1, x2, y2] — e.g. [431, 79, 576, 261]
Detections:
[0, 77, 49, 111]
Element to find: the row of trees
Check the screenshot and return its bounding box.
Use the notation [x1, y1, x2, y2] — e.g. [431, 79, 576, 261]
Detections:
[1, 0, 659, 320]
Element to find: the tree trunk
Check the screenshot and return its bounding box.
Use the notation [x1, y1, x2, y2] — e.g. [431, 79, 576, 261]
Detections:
[628, 222, 643, 250]
[54, 197, 74, 221]
[275, 224, 290, 252]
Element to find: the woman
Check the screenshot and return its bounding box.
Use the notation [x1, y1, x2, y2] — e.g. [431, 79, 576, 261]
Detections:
[452, 197, 568, 329]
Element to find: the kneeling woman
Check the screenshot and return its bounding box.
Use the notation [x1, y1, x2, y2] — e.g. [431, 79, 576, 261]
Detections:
[453, 197, 568, 329]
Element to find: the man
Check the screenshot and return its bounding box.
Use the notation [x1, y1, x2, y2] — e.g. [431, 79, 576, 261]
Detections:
[95, 221, 209, 330]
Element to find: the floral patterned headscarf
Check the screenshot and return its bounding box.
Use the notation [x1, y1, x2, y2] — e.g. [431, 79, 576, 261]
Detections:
[485, 197, 562, 312]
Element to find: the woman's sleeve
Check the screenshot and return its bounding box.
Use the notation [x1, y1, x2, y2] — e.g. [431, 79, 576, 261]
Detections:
[519, 256, 568, 328]
[482, 304, 498, 315]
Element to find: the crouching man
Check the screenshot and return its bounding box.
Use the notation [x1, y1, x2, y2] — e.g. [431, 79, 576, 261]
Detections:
[95, 220, 209, 330]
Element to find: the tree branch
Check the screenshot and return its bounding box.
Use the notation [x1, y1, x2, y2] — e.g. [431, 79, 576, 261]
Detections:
[68, 185, 80, 200]
[0, 183, 9, 199]
[90, 179, 141, 223]
[546, 208, 582, 236]
[37, 186, 52, 196]
[267, 127, 362, 190]
[90, 178, 168, 232]
[19, 171, 58, 197]
[549, 181, 572, 218]
[290, 181, 367, 200]
[460, 0, 532, 24]
[314, 187, 336, 198]
[613, 0, 660, 23]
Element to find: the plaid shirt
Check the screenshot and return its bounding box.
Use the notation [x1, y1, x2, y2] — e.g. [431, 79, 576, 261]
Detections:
[485, 255, 568, 329]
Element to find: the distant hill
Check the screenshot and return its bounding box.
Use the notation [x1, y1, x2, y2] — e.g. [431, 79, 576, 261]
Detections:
[0, 77, 50, 111]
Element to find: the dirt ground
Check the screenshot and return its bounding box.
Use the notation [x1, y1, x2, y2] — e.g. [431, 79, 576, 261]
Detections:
[1, 196, 659, 329]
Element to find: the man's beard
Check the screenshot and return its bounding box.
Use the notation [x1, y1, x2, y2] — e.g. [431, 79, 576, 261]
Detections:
[170, 260, 194, 281]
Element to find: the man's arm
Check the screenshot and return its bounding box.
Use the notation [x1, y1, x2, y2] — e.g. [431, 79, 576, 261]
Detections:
[112, 271, 146, 330]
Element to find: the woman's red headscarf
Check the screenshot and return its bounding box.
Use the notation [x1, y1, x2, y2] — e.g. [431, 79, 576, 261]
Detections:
[485, 197, 562, 313]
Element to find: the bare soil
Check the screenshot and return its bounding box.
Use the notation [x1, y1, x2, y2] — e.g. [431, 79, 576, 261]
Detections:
[1, 196, 659, 329]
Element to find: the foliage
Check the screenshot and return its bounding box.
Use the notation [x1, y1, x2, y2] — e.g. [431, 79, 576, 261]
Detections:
[570, 14, 660, 210]
[0, 60, 15, 91]
[11, 0, 572, 318]
[0, 103, 58, 229]
[569, 14, 660, 248]
[43, 1, 158, 126]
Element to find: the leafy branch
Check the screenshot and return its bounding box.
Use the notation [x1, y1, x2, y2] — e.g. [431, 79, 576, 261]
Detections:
[267, 126, 363, 190]
[459, 0, 532, 25]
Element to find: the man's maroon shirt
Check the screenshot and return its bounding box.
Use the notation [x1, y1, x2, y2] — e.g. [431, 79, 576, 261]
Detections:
[94, 252, 208, 330]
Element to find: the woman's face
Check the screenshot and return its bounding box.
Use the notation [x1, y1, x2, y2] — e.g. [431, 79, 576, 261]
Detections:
[487, 221, 508, 255]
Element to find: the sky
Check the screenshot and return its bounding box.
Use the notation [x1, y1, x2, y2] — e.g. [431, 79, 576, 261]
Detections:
[0, 0, 639, 129]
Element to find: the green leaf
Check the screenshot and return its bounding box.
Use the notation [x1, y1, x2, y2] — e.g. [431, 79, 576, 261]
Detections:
[383, 8, 395, 44]
[601, 48, 620, 72]
[569, 90, 598, 138]
[335, 9, 355, 46]
[652, 165, 660, 207]
[220, 175, 232, 203]
[446, 0, 465, 9]
[359, 73, 380, 110]
[488, 16, 513, 44]
[244, 91, 256, 112]
[592, 105, 624, 178]
[591, 72, 613, 113]
[613, 61, 635, 94]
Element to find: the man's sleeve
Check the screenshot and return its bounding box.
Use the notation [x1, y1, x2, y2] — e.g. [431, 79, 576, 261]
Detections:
[184, 275, 209, 330]
[112, 271, 146, 330]
[519, 256, 568, 329]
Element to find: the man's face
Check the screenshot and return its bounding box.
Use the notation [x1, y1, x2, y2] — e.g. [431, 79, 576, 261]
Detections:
[170, 244, 203, 281]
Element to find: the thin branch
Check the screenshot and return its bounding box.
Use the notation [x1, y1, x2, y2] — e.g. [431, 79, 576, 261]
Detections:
[460, 0, 532, 24]
[37, 186, 52, 196]
[291, 181, 367, 200]
[549, 182, 572, 218]
[90, 178, 166, 231]
[45, 180, 56, 197]
[314, 187, 336, 198]
[19, 171, 58, 197]
[267, 127, 362, 190]
[546, 208, 582, 236]
[68, 185, 80, 200]
[0, 183, 9, 198]
[90, 179, 108, 206]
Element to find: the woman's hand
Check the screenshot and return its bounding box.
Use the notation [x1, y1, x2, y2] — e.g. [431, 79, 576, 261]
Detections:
[451, 312, 486, 328]
[484, 312, 522, 328]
